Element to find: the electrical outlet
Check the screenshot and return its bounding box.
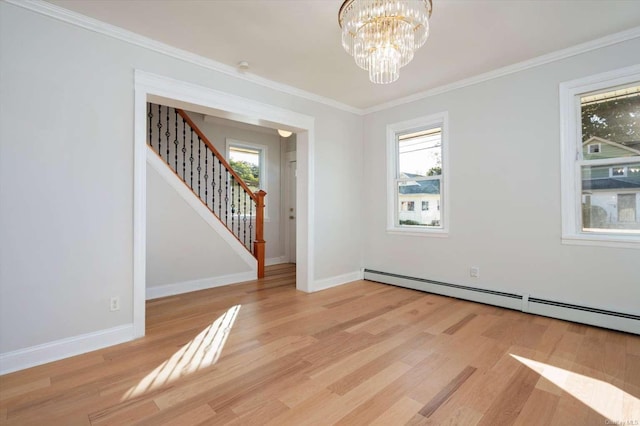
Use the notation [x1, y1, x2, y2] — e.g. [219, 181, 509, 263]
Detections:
[470, 266, 480, 278]
[110, 297, 120, 312]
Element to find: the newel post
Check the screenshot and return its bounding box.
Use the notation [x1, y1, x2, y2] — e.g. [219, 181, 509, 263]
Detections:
[254, 190, 267, 278]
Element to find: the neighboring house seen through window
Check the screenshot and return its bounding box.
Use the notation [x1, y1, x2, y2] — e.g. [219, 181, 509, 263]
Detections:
[387, 112, 449, 235]
[560, 66, 640, 247]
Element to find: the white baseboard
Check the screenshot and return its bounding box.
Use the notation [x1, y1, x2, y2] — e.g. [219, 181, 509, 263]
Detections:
[0, 324, 135, 375]
[266, 256, 288, 266]
[364, 269, 639, 335]
[146, 271, 256, 300]
[314, 270, 364, 292]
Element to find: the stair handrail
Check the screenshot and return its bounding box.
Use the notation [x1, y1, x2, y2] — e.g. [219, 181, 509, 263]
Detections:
[176, 109, 260, 201]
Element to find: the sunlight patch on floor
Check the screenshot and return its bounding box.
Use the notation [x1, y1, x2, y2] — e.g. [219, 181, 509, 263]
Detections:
[122, 305, 241, 400]
[511, 354, 640, 422]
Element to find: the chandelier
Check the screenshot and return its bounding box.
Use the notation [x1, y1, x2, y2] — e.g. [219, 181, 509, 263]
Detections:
[338, 0, 433, 84]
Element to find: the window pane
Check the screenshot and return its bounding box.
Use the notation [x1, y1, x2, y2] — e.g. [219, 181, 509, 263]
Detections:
[398, 129, 441, 177]
[581, 85, 640, 160]
[398, 179, 441, 227]
[229, 146, 260, 192]
[581, 162, 640, 232]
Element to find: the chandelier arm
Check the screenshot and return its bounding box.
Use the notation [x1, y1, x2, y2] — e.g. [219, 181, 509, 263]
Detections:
[338, 0, 433, 28]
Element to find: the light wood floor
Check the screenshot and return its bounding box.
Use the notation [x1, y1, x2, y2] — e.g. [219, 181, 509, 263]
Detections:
[1, 263, 639, 425]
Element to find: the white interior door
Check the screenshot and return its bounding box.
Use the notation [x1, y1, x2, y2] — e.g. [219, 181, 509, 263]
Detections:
[288, 160, 297, 263]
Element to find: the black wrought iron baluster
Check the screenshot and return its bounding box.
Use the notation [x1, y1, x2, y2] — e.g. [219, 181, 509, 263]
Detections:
[218, 158, 223, 217]
[212, 152, 216, 213]
[189, 128, 194, 189]
[165, 106, 170, 163]
[157, 104, 162, 155]
[225, 170, 229, 226]
[237, 182, 241, 237]
[249, 200, 253, 250]
[197, 136, 202, 197]
[174, 109, 178, 171]
[231, 176, 235, 231]
[243, 192, 247, 248]
[147, 104, 153, 147]
[182, 118, 186, 179]
[204, 148, 209, 208]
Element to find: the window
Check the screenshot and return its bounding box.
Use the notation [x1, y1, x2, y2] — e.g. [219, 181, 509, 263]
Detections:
[560, 65, 640, 247]
[387, 112, 449, 235]
[401, 201, 415, 211]
[610, 166, 627, 177]
[226, 140, 266, 193]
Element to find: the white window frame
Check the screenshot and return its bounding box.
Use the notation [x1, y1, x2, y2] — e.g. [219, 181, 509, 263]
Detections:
[559, 64, 640, 249]
[226, 139, 269, 220]
[386, 112, 449, 237]
[610, 166, 628, 177]
[587, 143, 601, 154]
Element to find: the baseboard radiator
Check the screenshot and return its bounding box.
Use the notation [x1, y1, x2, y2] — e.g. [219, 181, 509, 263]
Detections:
[364, 269, 639, 335]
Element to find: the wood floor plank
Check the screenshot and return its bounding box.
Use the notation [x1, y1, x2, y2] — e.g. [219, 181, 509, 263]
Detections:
[513, 388, 559, 426]
[0, 264, 638, 425]
[369, 396, 423, 426]
[418, 365, 477, 418]
[477, 365, 541, 425]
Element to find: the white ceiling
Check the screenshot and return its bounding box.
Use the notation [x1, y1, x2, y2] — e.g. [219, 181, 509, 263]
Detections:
[48, 0, 640, 110]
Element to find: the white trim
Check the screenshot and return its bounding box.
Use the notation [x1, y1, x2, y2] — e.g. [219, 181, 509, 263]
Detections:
[7, 1, 640, 115]
[0, 325, 134, 375]
[4, 0, 360, 116]
[561, 235, 640, 250]
[386, 112, 450, 235]
[559, 64, 640, 248]
[147, 148, 258, 268]
[364, 270, 639, 335]
[133, 75, 147, 339]
[365, 26, 640, 114]
[386, 229, 449, 238]
[135, 69, 315, 315]
[314, 270, 364, 292]
[146, 271, 255, 300]
[266, 256, 288, 266]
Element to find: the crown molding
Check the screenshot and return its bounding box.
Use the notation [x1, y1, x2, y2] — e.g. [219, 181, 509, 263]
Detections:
[3, 0, 363, 116]
[4, 0, 640, 117]
[364, 25, 640, 114]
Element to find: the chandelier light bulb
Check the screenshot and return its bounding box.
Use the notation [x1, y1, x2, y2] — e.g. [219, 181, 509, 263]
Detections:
[338, 0, 433, 84]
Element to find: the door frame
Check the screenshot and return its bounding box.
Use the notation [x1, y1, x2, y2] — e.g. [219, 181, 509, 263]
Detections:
[283, 151, 297, 263]
[133, 70, 315, 338]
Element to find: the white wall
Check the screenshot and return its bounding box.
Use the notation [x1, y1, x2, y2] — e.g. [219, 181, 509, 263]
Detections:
[0, 2, 363, 356]
[146, 165, 252, 289]
[363, 37, 640, 316]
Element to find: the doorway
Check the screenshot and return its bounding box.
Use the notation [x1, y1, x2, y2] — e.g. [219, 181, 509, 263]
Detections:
[134, 70, 315, 338]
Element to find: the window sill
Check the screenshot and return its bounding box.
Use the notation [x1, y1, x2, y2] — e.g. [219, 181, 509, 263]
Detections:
[387, 227, 449, 238]
[562, 234, 640, 249]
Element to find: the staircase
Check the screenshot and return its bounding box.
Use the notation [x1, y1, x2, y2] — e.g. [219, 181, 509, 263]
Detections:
[146, 103, 266, 278]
